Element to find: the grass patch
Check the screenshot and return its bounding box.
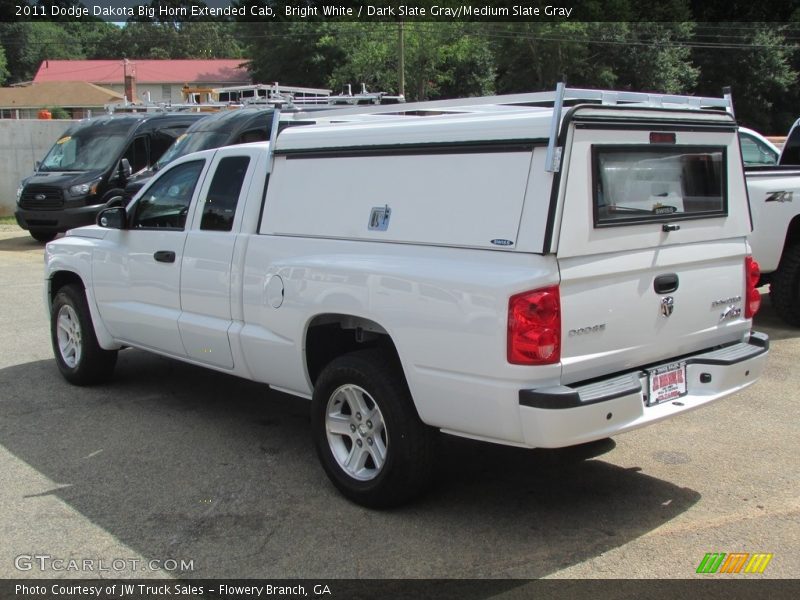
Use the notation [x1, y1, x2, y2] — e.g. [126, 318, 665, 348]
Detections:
[0, 216, 18, 225]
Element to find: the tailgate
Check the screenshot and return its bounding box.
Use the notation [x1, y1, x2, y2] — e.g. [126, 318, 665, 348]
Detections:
[553, 107, 753, 383]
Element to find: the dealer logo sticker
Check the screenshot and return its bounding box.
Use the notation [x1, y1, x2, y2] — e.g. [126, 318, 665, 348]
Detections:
[696, 552, 773, 574]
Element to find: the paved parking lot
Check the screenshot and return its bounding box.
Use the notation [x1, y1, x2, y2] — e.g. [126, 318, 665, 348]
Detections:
[0, 226, 797, 581]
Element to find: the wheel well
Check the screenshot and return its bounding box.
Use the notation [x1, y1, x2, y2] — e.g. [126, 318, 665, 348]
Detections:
[784, 215, 800, 255]
[766, 215, 800, 285]
[305, 314, 400, 386]
[49, 271, 84, 305]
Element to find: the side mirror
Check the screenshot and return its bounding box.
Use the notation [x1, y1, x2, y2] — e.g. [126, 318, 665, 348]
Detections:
[34, 160, 41, 171]
[97, 206, 127, 229]
[117, 158, 132, 182]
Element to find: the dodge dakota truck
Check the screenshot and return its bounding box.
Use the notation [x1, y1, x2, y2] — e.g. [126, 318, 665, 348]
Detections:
[44, 88, 768, 507]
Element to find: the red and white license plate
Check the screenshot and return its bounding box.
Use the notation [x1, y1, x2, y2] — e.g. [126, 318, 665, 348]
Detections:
[647, 361, 687, 406]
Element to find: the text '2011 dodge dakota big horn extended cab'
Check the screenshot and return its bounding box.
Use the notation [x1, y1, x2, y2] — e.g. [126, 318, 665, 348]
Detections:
[44, 87, 768, 507]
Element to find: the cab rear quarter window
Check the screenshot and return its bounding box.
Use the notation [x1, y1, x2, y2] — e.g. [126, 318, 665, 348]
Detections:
[592, 144, 727, 227]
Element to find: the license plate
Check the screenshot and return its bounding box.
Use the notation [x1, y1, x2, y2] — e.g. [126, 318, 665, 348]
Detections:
[647, 361, 687, 406]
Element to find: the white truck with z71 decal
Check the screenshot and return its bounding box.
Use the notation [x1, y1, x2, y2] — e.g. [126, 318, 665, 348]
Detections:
[744, 118, 800, 325]
[44, 87, 767, 507]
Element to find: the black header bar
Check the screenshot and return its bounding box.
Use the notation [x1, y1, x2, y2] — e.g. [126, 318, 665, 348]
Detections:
[3, 0, 800, 23]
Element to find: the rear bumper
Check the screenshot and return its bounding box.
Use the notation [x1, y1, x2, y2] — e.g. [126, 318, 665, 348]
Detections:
[15, 204, 101, 233]
[518, 331, 768, 448]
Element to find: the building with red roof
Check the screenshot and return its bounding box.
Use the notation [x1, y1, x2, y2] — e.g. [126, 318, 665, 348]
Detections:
[0, 81, 125, 119]
[33, 59, 251, 104]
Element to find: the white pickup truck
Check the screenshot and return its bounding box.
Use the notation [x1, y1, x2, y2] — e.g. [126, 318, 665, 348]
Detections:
[44, 88, 768, 507]
[743, 119, 800, 325]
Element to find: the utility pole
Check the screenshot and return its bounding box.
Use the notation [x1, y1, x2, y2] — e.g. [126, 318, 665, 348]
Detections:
[398, 21, 405, 97]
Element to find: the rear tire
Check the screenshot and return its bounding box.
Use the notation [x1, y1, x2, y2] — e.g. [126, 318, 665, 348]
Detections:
[30, 229, 56, 243]
[51, 284, 117, 385]
[311, 349, 437, 508]
[769, 243, 800, 326]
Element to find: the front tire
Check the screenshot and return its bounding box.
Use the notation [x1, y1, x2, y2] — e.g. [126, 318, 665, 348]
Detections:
[769, 243, 800, 326]
[311, 350, 437, 508]
[51, 284, 117, 385]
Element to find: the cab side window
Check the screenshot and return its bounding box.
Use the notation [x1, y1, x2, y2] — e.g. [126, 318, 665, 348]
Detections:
[200, 156, 251, 232]
[132, 160, 204, 230]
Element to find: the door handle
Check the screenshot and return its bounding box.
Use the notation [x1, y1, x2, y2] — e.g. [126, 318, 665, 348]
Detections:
[153, 250, 176, 263]
[654, 273, 679, 294]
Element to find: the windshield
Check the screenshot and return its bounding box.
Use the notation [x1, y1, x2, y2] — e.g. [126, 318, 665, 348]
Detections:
[40, 132, 128, 172]
[155, 130, 231, 170]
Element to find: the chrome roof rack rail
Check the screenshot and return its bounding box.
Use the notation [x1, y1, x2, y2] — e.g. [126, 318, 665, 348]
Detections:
[545, 82, 566, 173]
[271, 84, 735, 173]
[292, 85, 733, 119]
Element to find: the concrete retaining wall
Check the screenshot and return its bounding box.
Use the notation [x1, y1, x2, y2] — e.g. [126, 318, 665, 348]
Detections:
[0, 120, 77, 217]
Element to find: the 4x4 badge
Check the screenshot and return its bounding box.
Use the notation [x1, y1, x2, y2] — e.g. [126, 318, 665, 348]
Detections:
[765, 191, 792, 203]
[661, 296, 674, 317]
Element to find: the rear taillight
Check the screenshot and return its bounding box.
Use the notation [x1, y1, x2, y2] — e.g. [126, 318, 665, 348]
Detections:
[745, 256, 761, 318]
[508, 286, 561, 365]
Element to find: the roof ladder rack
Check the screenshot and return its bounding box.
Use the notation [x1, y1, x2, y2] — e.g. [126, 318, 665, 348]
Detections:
[272, 85, 736, 153]
[289, 86, 733, 121]
[545, 82, 566, 173]
[600, 91, 618, 106]
[723, 86, 735, 118]
[267, 108, 281, 173]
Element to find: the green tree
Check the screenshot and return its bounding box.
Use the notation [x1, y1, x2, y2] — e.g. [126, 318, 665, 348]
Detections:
[495, 21, 697, 94]
[104, 21, 242, 59]
[0, 43, 8, 85]
[606, 22, 698, 93]
[112, 0, 243, 59]
[318, 24, 394, 93]
[321, 22, 495, 100]
[109, 21, 242, 59]
[237, 21, 342, 88]
[46, 105, 70, 119]
[398, 23, 494, 100]
[62, 21, 122, 59]
[0, 22, 85, 83]
[494, 22, 611, 92]
[693, 24, 797, 133]
[241, 22, 494, 100]
[171, 22, 244, 58]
